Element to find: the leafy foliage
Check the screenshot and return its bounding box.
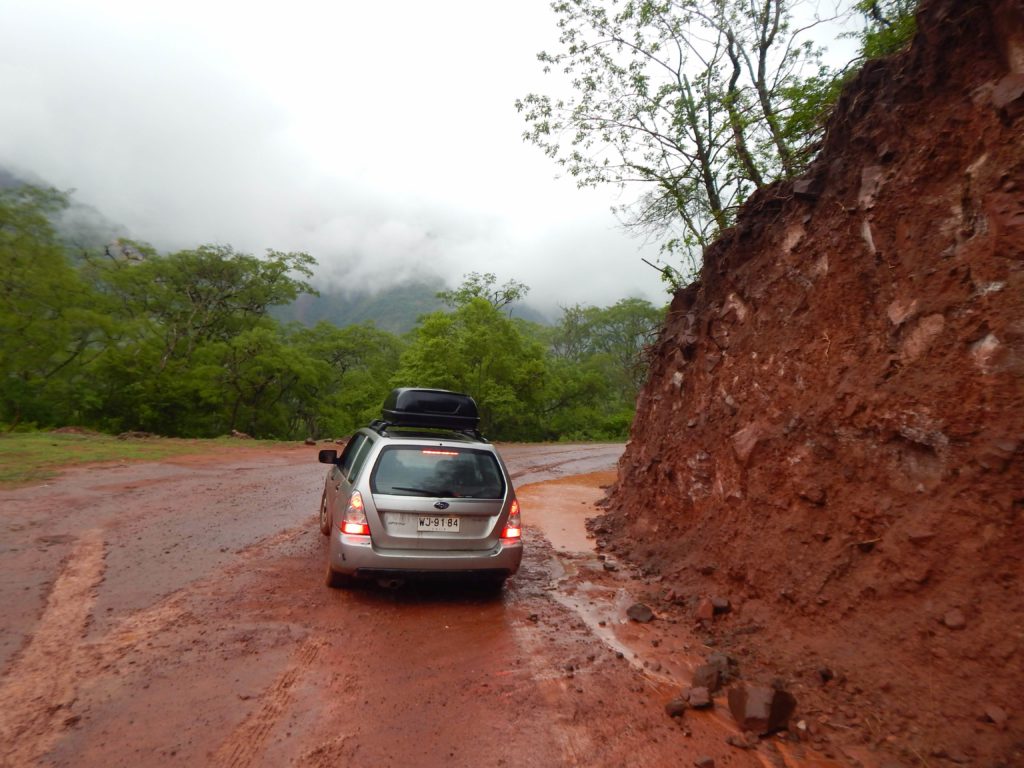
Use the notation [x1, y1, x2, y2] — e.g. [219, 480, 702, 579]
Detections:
[395, 298, 549, 439]
[517, 0, 845, 282]
[437, 271, 531, 312]
[0, 187, 112, 428]
[852, 0, 917, 59]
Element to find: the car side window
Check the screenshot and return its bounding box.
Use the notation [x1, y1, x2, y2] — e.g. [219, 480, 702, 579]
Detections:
[348, 436, 375, 482]
[337, 434, 366, 479]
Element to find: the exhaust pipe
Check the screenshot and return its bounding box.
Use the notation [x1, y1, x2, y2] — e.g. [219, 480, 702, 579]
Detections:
[376, 577, 405, 590]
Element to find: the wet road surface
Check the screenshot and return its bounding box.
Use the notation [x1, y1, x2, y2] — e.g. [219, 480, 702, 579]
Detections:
[0, 443, 832, 767]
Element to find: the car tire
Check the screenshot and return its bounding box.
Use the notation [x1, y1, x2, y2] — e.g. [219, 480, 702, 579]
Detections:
[481, 575, 507, 593]
[318, 491, 330, 535]
[325, 563, 353, 589]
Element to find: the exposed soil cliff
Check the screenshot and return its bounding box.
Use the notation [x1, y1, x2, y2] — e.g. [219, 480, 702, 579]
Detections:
[596, 1, 1024, 765]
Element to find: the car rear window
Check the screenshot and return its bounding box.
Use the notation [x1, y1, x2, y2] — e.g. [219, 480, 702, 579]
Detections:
[370, 446, 505, 499]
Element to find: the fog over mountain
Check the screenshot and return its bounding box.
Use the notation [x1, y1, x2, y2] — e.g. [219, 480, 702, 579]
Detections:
[0, 1, 674, 311]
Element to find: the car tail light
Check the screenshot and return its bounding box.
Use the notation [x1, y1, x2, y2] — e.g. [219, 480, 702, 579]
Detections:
[340, 491, 371, 536]
[501, 497, 521, 540]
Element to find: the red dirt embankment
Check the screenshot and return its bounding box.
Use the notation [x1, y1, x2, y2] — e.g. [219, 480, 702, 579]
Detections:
[595, 1, 1024, 765]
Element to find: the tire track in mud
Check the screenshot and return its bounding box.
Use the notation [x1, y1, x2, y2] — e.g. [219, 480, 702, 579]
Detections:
[89, 525, 309, 669]
[101, 524, 308, 655]
[0, 523, 311, 767]
[0, 529, 106, 768]
[211, 637, 324, 768]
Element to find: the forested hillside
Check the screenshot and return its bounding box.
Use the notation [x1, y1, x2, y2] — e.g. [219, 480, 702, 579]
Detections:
[273, 281, 552, 335]
[273, 282, 448, 335]
[0, 186, 663, 441]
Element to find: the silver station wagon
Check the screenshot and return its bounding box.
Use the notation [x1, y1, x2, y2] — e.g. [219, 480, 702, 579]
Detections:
[317, 388, 523, 588]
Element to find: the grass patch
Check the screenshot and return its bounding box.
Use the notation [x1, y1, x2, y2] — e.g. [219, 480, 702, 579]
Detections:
[0, 431, 286, 487]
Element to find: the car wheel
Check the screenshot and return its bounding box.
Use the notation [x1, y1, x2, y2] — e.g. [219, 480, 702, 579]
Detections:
[318, 491, 330, 535]
[480, 575, 507, 594]
[325, 563, 353, 589]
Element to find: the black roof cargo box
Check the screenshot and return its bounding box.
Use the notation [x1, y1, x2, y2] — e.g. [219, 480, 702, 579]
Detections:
[381, 388, 480, 431]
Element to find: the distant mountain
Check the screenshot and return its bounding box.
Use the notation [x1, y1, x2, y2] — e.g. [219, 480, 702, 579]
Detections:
[272, 281, 553, 335]
[0, 166, 28, 189]
[274, 281, 447, 334]
[3, 164, 554, 333]
[0, 164, 129, 253]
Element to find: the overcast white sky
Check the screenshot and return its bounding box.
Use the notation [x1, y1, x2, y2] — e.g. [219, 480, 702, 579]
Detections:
[0, 1, 856, 311]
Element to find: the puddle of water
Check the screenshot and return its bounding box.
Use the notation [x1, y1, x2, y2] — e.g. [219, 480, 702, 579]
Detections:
[517, 471, 615, 554]
[519, 472, 709, 685]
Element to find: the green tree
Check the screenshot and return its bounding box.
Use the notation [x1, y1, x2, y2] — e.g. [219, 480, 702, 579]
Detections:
[290, 322, 403, 438]
[538, 298, 664, 439]
[552, 298, 664, 398]
[437, 271, 530, 313]
[852, 0, 917, 58]
[517, 0, 844, 282]
[89, 245, 316, 435]
[100, 244, 314, 372]
[193, 326, 320, 437]
[395, 298, 548, 439]
[588, 297, 665, 396]
[539, 356, 628, 439]
[0, 186, 111, 428]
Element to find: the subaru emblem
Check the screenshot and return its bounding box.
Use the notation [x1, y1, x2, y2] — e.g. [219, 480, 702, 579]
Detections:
[434, 501, 450, 510]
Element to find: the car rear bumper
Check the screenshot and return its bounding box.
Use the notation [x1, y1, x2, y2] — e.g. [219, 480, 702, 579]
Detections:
[328, 532, 523, 577]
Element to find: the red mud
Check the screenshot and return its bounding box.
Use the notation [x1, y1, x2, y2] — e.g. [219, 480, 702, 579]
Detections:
[0, 442, 840, 768]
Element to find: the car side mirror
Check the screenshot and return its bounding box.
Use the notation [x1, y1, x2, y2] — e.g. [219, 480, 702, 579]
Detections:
[318, 449, 338, 464]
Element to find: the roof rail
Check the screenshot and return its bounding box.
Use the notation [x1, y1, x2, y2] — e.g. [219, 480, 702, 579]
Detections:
[366, 419, 487, 442]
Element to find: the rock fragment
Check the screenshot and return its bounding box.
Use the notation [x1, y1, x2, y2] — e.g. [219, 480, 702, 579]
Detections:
[695, 598, 715, 621]
[707, 652, 739, 682]
[665, 697, 688, 718]
[692, 664, 722, 692]
[943, 609, 967, 630]
[797, 484, 827, 505]
[982, 703, 1008, 729]
[686, 686, 713, 709]
[725, 732, 759, 749]
[992, 72, 1024, 118]
[727, 684, 797, 735]
[693, 757, 715, 768]
[711, 596, 731, 614]
[692, 651, 741, 696]
[906, 527, 937, 544]
[627, 603, 655, 623]
[793, 177, 822, 199]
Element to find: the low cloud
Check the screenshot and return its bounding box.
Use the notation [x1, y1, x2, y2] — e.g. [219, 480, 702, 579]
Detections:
[0, 0, 668, 312]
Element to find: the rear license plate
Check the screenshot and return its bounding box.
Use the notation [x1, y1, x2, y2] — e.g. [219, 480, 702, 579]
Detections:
[417, 515, 460, 532]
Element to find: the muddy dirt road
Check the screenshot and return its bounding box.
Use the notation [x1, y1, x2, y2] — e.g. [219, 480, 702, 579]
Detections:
[0, 443, 834, 767]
